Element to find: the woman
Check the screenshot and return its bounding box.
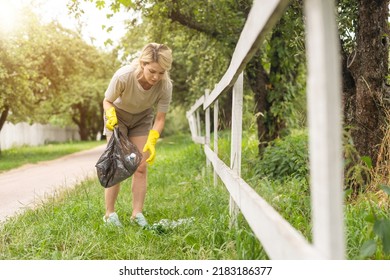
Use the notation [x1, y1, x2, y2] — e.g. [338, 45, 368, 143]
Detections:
[102, 43, 173, 227]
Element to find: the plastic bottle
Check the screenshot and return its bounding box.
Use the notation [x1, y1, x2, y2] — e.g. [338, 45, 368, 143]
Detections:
[128, 153, 136, 164]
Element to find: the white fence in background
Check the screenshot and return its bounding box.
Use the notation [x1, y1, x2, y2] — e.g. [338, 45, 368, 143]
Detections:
[186, 0, 344, 259]
[0, 122, 80, 150]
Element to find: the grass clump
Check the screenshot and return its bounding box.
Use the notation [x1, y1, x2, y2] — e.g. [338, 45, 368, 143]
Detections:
[256, 130, 309, 180]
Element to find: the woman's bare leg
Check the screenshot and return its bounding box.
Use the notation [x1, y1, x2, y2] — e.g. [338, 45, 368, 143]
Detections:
[129, 135, 148, 218]
[105, 183, 120, 218]
[104, 133, 121, 218]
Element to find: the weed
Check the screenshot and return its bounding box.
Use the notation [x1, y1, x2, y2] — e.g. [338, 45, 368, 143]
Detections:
[255, 130, 309, 180]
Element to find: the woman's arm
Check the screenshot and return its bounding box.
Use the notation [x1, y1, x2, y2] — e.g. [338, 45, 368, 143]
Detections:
[103, 98, 114, 111]
[152, 112, 166, 134]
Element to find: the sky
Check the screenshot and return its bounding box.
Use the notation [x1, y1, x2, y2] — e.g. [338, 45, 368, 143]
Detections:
[0, 0, 130, 50]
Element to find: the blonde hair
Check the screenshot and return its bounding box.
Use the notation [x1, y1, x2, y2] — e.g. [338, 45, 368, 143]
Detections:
[134, 43, 173, 82]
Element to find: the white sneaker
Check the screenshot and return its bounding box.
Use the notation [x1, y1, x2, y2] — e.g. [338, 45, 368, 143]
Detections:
[103, 212, 122, 227]
[132, 213, 148, 228]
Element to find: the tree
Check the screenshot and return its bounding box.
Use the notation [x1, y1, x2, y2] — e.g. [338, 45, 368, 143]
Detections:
[0, 10, 44, 132]
[44, 34, 119, 140]
[0, 7, 118, 141]
[108, 0, 306, 147]
[70, 0, 389, 163]
[147, 0, 306, 150]
[248, 3, 306, 148]
[339, 0, 389, 167]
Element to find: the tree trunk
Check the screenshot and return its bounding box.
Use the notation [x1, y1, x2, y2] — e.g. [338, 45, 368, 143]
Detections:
[0, 106, 10, 152]
[0, 106, 9, 133]
[344, 0, 389, 166]
[217, 91, 233, 130]
[246, 50, 271, 152]
[72, 103, 89, 141]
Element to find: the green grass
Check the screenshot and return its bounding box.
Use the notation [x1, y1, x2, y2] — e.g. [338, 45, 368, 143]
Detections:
[215, 129, 389, 259]
[0, 141, 104, 172]
[0, 132, 388, 260]
[0, 134, 264, 260]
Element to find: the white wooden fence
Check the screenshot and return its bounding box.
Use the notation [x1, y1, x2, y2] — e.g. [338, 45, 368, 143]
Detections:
[186, 0, 344, 259]
[0, 122, 80, 150]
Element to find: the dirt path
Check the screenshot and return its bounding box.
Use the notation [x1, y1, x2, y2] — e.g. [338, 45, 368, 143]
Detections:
[0, 145, 106, 223]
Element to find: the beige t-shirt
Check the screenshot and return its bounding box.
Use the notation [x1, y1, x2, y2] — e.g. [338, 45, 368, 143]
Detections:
[104, 65, 172, 114]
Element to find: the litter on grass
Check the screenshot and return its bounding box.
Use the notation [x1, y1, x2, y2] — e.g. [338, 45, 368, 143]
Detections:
[146, 217, 195, 234]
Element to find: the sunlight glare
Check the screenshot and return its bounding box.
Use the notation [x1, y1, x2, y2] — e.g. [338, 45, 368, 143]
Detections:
[0, 0, 20, 34]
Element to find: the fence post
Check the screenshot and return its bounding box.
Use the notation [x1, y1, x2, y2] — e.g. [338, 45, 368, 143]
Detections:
[304, 0, 344, 259]
[205, 89, 211, 167]
[196, 111, 201, 137]
[188, 114, 196, 140]
[213, 100, 219, 186]
[229, 72, 244, 227]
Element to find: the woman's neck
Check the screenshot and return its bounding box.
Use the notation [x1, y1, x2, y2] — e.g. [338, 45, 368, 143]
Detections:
[137, 74, 153, 90]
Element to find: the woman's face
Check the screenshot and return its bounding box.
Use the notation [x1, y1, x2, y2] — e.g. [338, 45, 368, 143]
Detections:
[141, 62, 165, 87]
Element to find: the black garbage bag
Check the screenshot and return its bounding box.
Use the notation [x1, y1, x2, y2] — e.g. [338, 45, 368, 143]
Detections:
[96, 127, 143, 188]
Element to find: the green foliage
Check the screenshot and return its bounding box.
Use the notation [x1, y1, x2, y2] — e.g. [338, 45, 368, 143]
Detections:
[358, 184, 390, 259]
[216, 129, 312, 240]
[381, 185, 390, 196]
[0, 11, 37, 123]
[255, 130, 309, 180]
[107, 0, 248, 123]
[163, 105, 189, 137]
[343, 127, 372, 192]
[373, 218, 390, 254]
[263, 2, 307, 135]
[0, 6, 118, 139]
[215, 128, 390, 259]
[72, 0, 309, 139]
[337, 0, 358, 54]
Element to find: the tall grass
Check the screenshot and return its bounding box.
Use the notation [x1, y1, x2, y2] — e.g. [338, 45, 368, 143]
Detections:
[213, 128, 389, 259]
[235, 129, 389, 259]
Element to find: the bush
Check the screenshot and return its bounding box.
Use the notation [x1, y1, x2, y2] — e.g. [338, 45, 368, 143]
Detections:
[256, 130, 309, 180]
[163, 105, 190, 137]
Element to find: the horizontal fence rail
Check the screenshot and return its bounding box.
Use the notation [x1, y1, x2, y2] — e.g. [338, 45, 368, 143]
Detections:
[186, 0, 344, 259]
[204, 145, 322, 259]
[186, 95, 205, 144]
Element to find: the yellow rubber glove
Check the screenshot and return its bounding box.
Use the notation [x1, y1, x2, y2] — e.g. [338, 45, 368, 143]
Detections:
[143, 129, 160, 165]
[105, 107, 117, 131]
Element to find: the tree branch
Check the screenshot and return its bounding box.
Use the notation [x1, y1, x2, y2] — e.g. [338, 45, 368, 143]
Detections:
[168, 0, 221, 38]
